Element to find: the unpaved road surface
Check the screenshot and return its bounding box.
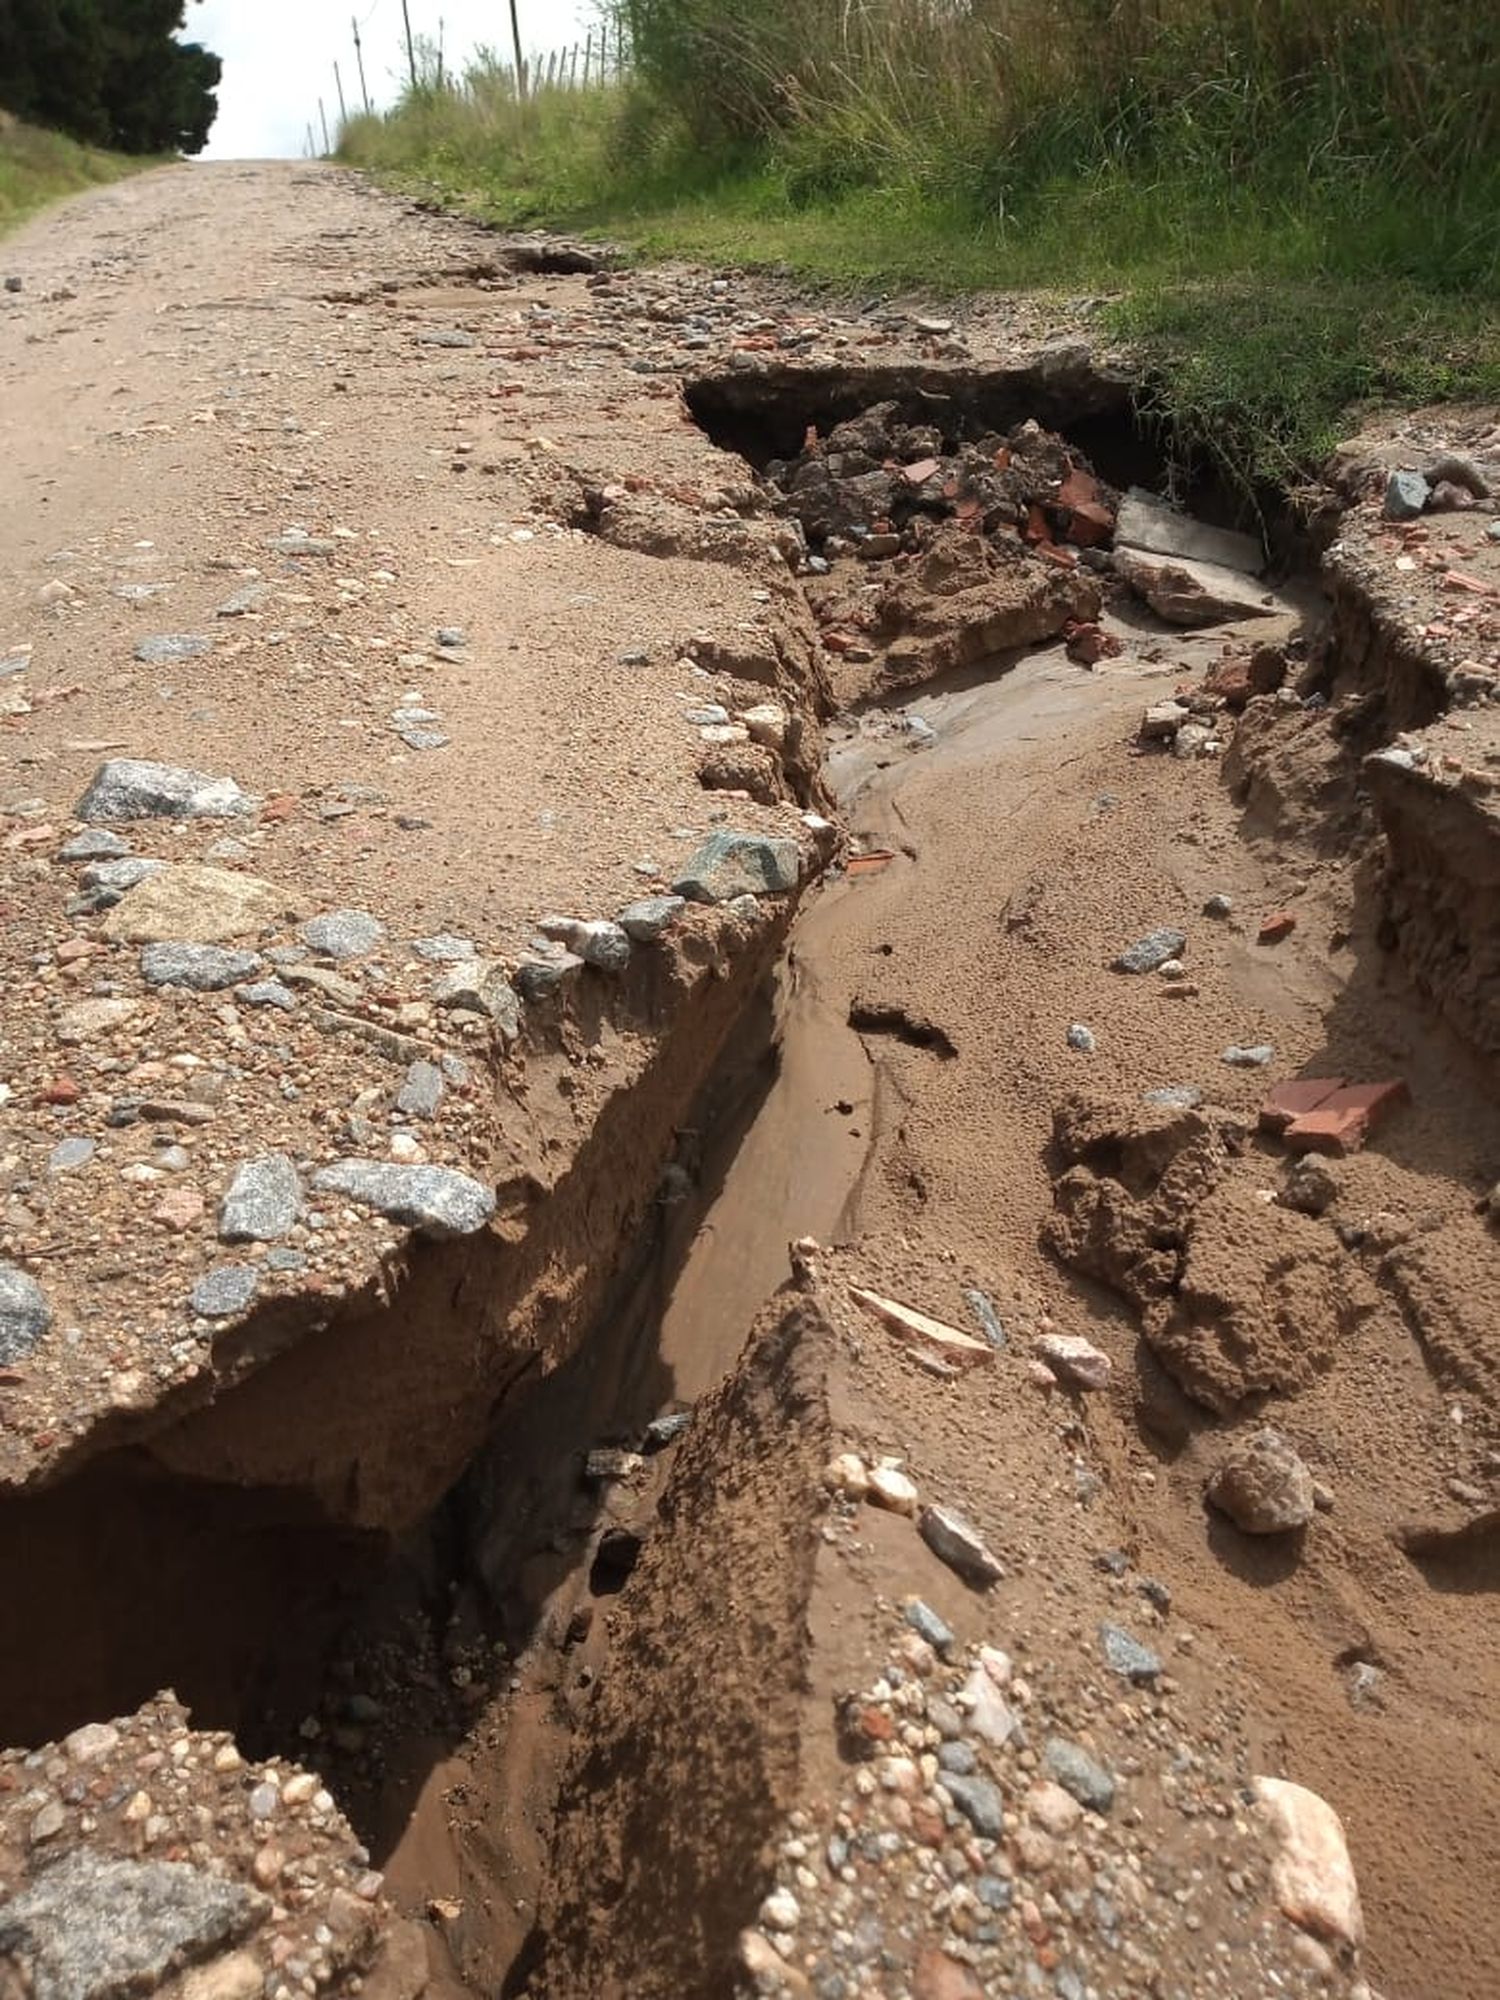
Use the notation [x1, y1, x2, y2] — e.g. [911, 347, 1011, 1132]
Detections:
[2, 161, 1499, 2000]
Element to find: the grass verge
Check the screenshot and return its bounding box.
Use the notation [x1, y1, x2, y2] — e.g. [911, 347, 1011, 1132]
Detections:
[338, 5, 1500, 496]
[0, 114, 152, 236]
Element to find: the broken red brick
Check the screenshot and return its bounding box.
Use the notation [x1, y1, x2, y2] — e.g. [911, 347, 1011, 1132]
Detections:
[1258, 910, 1298, 944]
[847, 850, 896, 876]
[260, 792, 298, 825]
[1283, 1079, 1408, 1156]
[1203, 656, 1253, 706]
[901, 457, 941, 487]
[1065, 500, 1115, 548]
[1056, 465, 1102, 511]
[822, 631, 856, 655]
[1038, 543, 1079, 569]
[36, 1077, 81, 1107]
[1258, 1077, 1346, 1134]
[1024, 503, 1051, 546]
[1064, 622, 1120, 667]
[857, 1704, 895, 1743]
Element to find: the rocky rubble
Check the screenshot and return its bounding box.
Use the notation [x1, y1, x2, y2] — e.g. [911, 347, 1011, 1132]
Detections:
[0, 1695, 420, 2000]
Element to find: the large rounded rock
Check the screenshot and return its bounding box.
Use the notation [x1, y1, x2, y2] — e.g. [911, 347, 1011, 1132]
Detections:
[1206, 1427, 1315, 1533]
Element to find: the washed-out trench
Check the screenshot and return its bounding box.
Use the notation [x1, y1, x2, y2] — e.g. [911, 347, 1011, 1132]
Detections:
[0, 372, 1493, 2000]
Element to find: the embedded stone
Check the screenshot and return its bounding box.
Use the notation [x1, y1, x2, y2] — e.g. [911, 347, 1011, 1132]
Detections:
[311, 1161, 495, 1237]
[0, 1263, 50, 1365]
[218, 1156, 303, 1243]
[102, 864, 286, 944]
[76, 759, 253, 822]
[673, 829, 800, 903]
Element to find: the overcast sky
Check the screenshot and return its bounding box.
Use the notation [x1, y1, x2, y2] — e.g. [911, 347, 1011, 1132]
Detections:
[191, 0, 599, 159]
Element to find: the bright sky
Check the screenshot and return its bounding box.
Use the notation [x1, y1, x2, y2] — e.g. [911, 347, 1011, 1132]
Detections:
[190, 0, 599, 159]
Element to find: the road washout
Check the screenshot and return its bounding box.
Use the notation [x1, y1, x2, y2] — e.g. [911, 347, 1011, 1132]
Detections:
[0, 161, 1497, 2000]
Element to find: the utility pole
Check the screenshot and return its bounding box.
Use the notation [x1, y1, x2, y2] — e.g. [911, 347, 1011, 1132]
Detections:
[318, 96, 330, 153]
[400, 0, 418, 89]
[333, 62, 348, 125]
[436, 19, 445, 90]
[351, 15, 371, 113]
[508, 0, 526, 101]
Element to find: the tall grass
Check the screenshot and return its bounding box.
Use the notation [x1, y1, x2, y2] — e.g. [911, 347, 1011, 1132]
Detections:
[338, 2, 1500, 488]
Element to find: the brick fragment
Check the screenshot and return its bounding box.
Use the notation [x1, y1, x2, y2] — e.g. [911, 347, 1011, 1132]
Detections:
[1258, 911, 1298, 944]
[1258, 1078, 1345, 1134]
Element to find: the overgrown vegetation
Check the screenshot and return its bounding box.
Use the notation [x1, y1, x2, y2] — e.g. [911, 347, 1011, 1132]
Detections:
[0, 0, 219, 155]
[339, 0, 1500, 490]
[0, 113, 151, 234]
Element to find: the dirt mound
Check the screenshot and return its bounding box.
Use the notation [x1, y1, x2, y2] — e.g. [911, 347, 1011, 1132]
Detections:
[1045, 1092, 1376, 1412]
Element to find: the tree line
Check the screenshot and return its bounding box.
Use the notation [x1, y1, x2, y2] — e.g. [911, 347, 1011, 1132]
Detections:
[0, 0, 220, 154]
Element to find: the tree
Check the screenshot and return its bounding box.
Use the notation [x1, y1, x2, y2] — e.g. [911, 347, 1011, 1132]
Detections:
[0, 0, 221, 154]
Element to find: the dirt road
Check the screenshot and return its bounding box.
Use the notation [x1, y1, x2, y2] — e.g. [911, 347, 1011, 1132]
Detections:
[2, 160, 1498, 2000]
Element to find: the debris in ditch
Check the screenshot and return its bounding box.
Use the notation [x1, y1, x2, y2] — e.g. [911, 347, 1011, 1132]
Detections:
[919, 1504, 1005, 1587]
[1114, 547, 1278, 627]
[584, 1447, 645, 1483]
[823, 1451, 871, 1501]
[644, 1408, 693, 1450]
[1206, 1428, 1317, 1535]
[845, 848, 895, 876]
[962, 1287, 1007, 1349]
[1253, 1775, 1365, 1948]
[1033, 1330, 1113, 1391]
[1113, 925, 1187, 973]
[849, 1286, 994, 1367]
[868, 1461, 920, 1515]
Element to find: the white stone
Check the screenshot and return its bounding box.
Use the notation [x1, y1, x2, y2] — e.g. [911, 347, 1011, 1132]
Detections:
[1253, 1775, 1363, 1947]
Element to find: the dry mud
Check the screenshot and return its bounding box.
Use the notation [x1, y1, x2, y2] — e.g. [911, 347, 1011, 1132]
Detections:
[1, 163, 1498, 2000]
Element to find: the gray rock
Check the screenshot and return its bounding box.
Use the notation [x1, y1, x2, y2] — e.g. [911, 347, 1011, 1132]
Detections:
[1205, 1426, 1315, 1533]
[927, 1698, 965, 1740]
[141, 943, 263, 991]
[1115, 489, 1262, 575]
[937, 1739, 977, 1775]
[79, 857, 165, 893]
[1203, 893, 1234, 918]
[673, 829, 800, 903]
[1383, 469, 1430, 521]
[412, 933, 477, 962]
[396, 1060, 444, 1119]
[216, 582, 271, 617]
[264, 1247, 307, 1274]
[644, 1410, 693, 1449]
[430, 958, 521, 1037]
[237, 979, 297, 1011]
[1044, 1735, 1116, 1813]
[1114, 927, 1187, 974]
[1099, 1623, 1162, 1683]
[962, 1287, 1006, 1351]
[1143, 1084, 1202, 1108]
[0, 1851, 265, 2000]
[47, 1137, 96, 1173]
[975, 1875, 1012, 1912]
[1222, 1043, 1274, 1067]
[435, 626, 466, 648]
[904, 1598, 955, 1655]
[58, 831, 130, 861]
[397, 726, 449, 752]
[1066, 1023, 1096, 1052]
[918, 1504, 1004, 1588]
[1114, 548, 1277, 626]
[219, 1156, 302, 1242]
[574, 920, 631, 970]
[618, 895, 686, 942]
[133, 633, 211, 665]
[77, 758, 253, 823]
[939, 1771, 1004, 1838]
[266, 532, 339, 556]
[1282, 1156, 1340, 1217]
[1140, 699, 1189, 743]
[311, 1160, 495, 1237]
[301, 909, 384, 960]
[513, 953, 583, 1002]
[415, 328, 476, 348]
[0, 1263, 50, 1365]
[190, 1264, 261, 1319]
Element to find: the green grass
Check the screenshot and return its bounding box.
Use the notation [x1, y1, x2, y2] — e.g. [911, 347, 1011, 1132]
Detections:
[0, 114, 151, 235]
[337, 3, 1500, 497]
